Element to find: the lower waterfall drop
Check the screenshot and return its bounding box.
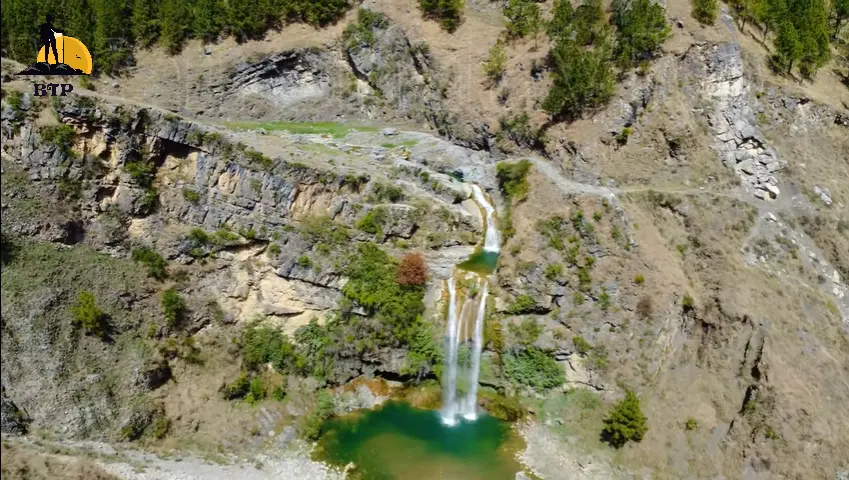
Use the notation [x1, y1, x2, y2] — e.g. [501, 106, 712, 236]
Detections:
[441, 185, 499, 426]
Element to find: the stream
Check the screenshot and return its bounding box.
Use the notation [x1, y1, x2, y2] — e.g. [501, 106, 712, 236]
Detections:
[315, 184, 522, 479]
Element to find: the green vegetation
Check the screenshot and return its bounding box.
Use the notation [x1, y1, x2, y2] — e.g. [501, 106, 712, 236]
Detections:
[496, 160, 532, 201]
[371, 183, 405, 203]
[483, 39, 507, 85]
[302, 389, 335, 439]
[297, 255, 313, 268]
[498, 113, 545, 149]
[343, 8, 389, 48]
[692, 0, 718, 24]
[503, 347, 565, 391]
[418, 0, 464, 32]
[221, 374, 251, 400]
[224, 121, 377, 138]
[602, 390, 648, 447]
[504, 0, 541, 39]
[612, 0, 671, 68]
[1, 0, 353, 74]
[132, 246, 167, 280]
[508, 317, 543, 345]
[505, 294, 537, 314]
[71, 290, 108, 338]
[728, 0, 832, 77]
[685, 417, 698, 430]
[161, 288, 186, 326]
[182, 187, 201, 203]
[634, 273, 645, 285]
[544, 263, 564, 280]
[573, 335, 592, 355]
[124, 159, 155, 188]
[40, 124, 77, 158]
[246, 378, 266, 405]
[299, 215, 350, 245]
[267, 243, 282, 257]
[356, 207, 387, 236]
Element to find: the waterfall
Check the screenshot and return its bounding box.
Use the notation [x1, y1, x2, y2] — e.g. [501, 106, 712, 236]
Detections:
[471, 185, 500, 252]
[441, 185, 500, 426]
[462, 280, 487, 420]
[441, 277, 460, 426]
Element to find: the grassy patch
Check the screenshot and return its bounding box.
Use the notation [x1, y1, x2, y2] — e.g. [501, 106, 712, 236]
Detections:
[223, 121, 378, 138]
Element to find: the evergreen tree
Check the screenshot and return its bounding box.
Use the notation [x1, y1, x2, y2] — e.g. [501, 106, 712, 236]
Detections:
[761, 0, 787, 39]
[542, 37, 614, 120]
[547, 0, 575, 43]
[504, 0, 541, 39]
[573, 0, 608, 46]
[92, 0, 133, 74]
[774, 19, 802, 72]
[132, 0, 161, 48]
[601, 390, 648, 448]
[612, 0, 670, 67]
[159, 0, 191, 54]
[692, 0, 719, 25]
[835, 0, 849, 36]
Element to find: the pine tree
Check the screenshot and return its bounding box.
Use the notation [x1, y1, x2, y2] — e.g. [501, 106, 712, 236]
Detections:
[192, 0, 226, 42]
[761, 0, 787, 40]
[159, 0, 191, 54]
[547, 0, 575, 43]
[542, 37, 614, 120]
[574, 0, 608, 46]
[132, 0, 161, 48]
[601, 390, 648, 448]
[504, 0, 540, 39]
[835, 0, 849, 36]
[92, 0, 133, 74]
[692, 0, 719, 25]
[612, 0, 670, 67]
[774, 19, 802, 72]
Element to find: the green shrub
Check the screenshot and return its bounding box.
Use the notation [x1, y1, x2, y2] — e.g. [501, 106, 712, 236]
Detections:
[246, 378, 266, 405]
[356, 207, 387, 235]
[682, 294, 695, 312]
[124, 159, 155, 188]
[301, 389, 335, 439]
[509, 317, 543, 345]
[498, 113, 544, 149]
[612, 0, 670, 68]
[40, 124, 77, 157]
[222, 374, 251, 400]
[419, 0, 464, 32]
[483, 39, 507, 84]
[599, 291, 611, 310]
[150, 416, 170, 439]
[503, 347, 565, 391]
[297, 255, 313, 268]
[573, 291, 586, 305]
[685, 418, 698, 430]
[71, 290, 107, 337]
[372, 183, 405, 203]
[300, 216, 350, 245]
[504, 0, 540, 39]
[161, 288, 186, 326]
[132, 246, 167, 280]
[244, 149, 272, 170]
[182, 188, 201, 203]
[267, 243, 282, 257]
[536, 216, 567, 250]
[572, 335, 592, 355]
[602, 390, 648, 447]
[496, 160, 532, 201]
[544, 263, 564, 280]
[343, 8, 390, 48]
[542, 37, 614, 120]
[691, 0, 717, 25]
[505, 294, 537, 314]
[634, 273, 645, 285]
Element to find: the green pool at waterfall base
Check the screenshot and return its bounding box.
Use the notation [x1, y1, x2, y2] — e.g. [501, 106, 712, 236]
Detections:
[457, 249, 500, 274]
[314, 402, 524, 480]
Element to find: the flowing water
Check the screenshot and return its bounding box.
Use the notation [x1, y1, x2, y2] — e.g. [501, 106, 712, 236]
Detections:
[317, 185, 512, 478]
[315, 402, 522, 480]
[441, 185, 500, 425]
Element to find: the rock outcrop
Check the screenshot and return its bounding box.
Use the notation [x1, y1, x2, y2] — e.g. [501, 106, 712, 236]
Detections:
[687, 42, 783, 200]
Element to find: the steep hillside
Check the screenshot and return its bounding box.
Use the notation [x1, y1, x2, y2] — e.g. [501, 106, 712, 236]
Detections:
[2, 0, 849, 479]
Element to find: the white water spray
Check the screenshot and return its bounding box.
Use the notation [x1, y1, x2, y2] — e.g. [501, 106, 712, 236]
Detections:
[462, 280, 487, 420]
[471, 185, 499, 252]
[441, 277, 460, 426]
[441, 185, 500, 426]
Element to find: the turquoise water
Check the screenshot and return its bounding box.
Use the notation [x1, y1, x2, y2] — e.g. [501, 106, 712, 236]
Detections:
[315, 402, 523, 480]
[457, 249, 500, 275]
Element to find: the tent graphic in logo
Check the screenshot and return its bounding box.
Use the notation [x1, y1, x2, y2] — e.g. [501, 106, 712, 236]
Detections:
[16, 14, 92, 75]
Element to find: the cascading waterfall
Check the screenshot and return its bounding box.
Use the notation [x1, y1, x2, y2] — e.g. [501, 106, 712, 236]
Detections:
[441, 185, 500, 426]
[442, 277, 460, 426]
[471, 185, 500, 252]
